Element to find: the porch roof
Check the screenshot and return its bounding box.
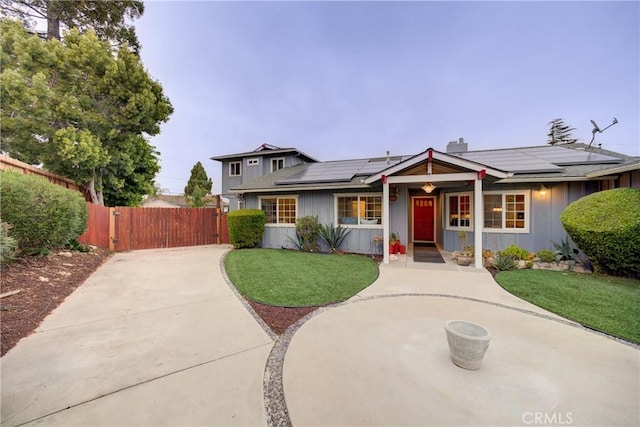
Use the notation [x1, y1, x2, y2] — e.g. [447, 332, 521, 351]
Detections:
[364, 148, 510, 184]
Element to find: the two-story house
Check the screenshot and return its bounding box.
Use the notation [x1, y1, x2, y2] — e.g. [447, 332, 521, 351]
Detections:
[211, 143, 318, 211]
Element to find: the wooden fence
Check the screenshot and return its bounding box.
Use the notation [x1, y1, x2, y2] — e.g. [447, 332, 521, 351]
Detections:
[0, 154, 87, 198]
[78, 204, 229, 251]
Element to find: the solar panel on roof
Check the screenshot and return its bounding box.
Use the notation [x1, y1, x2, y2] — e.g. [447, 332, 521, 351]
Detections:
[275, 161, 359, 184]
[274, 157, 399, 185]
[457, 145, 622, 173]
[459, 151, 563, 173]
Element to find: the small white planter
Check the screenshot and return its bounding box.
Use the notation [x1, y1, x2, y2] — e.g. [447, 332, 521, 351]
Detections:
[444, 320, 491, 370]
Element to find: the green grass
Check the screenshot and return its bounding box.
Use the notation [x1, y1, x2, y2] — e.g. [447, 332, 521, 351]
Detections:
[496, 269, 640, 344]
[223, 248, 379, 306]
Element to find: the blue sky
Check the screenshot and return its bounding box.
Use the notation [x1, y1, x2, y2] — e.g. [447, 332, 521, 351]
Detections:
[135, 1, 639, 195]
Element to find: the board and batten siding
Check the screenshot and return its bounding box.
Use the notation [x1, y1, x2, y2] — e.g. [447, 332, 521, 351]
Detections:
[244, 189, 385, 254]
[440, 182, 573, 254]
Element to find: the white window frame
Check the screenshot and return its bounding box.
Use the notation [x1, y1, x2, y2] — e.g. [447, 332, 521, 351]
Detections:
[258, 195, 298, 227]
[229, 161, 242, 177]
[445, 192, 474, 231]
[247, 158, 260, 166]
[271, 157, 285, 172]
[482, 190, 530, 233]
[334, 193, 383, 228]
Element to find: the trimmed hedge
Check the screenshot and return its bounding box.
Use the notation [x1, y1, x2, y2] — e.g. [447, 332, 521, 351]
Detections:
[227, 209, 265, 249]
[0, 171, 88, 254]
[560, 188, 640, 277]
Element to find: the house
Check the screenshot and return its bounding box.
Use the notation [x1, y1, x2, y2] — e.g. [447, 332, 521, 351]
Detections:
[142, 194, 221, 208]
[212, 141, 640, 268]
[210, 143, 319, 211]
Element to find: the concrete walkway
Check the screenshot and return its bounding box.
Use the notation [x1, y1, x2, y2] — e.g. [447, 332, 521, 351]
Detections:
[2, 246, 639, 426]
[1, 245, 272, 427]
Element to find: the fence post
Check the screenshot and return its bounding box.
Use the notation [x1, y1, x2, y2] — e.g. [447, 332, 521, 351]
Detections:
[109, 207, 116, 251]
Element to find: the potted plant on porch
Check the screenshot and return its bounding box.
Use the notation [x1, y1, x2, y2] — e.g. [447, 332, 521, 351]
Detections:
[454, 230, 473, 266]
[389, 232, 400, 254]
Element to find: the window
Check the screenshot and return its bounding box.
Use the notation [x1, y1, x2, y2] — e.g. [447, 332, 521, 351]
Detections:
[259, 196, 297, 225]
[247, 158, 259, 166]
[229, 161, 241, 176]
[446, 193, 472, 230]
[483, 191, 529, 232]
[336, 194, 382, 226]
[271, 157, 285, 172]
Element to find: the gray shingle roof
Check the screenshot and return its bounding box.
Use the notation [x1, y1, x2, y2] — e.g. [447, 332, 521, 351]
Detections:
[229, 143, 639, 192]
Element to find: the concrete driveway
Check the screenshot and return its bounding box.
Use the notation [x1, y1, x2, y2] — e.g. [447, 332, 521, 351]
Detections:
[2, 246, 639, 426]
[1, 245, 272, 427]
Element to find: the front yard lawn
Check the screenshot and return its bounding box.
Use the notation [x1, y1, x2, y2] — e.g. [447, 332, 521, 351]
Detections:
[224, 249, 379, 306]
[496, 270, 640, 344]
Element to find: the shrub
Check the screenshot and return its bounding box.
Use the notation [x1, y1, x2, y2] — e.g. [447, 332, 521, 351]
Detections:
[0, 172, 88, 254]
[500, 244, 530, 260]
[288, 216, 321, 252]
[0, 220, 18, 265]
[319, 223, 351, 253]
[491, 252, 518, 271]
[560, 188, 640, 277]
[536, 249, 556, 263]
[227, 209, 265, 249]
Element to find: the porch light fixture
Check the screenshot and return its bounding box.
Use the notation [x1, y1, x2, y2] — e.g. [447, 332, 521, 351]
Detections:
[422, 182, 437, 193]
[539, 184, 548, 196]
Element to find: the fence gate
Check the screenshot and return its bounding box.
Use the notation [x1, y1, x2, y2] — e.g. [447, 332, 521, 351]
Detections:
[79, 205, 222, 251]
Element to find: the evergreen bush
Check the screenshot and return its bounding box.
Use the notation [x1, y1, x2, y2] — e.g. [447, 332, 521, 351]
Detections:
[289, 216, 321, 252]
[0, 172, 88, 254]
[227, 209, 265, 248]
[536, 249, 556, 263]
[0, 220, 18, 265]
[560, 188, 640, 277]
[500, 244, 530, 260]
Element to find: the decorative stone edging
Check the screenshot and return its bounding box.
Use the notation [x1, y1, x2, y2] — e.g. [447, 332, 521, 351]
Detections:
[262, 293, 640, 427]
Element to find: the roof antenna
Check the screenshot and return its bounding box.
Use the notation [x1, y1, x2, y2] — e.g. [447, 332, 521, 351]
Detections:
[589, 117, 618, 147]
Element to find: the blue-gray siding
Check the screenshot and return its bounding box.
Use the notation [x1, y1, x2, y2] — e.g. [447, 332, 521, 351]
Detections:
[243, 180, 600, 254]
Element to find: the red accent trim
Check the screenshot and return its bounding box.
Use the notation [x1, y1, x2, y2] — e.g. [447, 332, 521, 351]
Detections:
[428, 149, 433, 160]
[382, 174, 387, 184]
[478, 169, 486, 179]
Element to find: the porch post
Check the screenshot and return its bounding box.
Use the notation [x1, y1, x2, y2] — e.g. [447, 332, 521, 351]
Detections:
[383, 176, 390, 264]
[474, 177, 483, 269]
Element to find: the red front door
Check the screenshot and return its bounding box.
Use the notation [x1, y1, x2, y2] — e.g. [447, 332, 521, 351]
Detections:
[413, 197, 435, 242]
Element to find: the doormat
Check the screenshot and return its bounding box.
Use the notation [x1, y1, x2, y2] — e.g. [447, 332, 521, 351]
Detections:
[413, 242, 436, 248]
[413, 245, 445, 263]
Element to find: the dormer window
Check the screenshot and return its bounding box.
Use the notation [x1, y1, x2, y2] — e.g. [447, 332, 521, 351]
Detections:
[229, 161, 241, 176]
[271, 157, 285, 172]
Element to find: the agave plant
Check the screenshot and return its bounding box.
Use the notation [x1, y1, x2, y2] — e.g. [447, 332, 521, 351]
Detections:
[491, 252, 518, 271]
[319, 223, 351, 253]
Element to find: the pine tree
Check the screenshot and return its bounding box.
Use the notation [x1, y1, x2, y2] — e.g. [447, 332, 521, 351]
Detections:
[184, 162, 212, 207]
[0, 0, 144, 51]
[547, 118, 578, 145]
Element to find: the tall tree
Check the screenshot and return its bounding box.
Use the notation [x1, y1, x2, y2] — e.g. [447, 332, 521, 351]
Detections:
[0, 0, 144, 51]
[547, 118, 578, 145]
[184, 161, 213, 208]
[0, 19, 173, 206]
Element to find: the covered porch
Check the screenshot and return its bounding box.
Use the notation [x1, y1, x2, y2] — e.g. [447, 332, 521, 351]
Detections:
[365, 148, 509, 268]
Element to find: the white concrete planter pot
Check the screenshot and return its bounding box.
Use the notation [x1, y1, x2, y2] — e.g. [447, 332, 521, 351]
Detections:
[444, 320, 491, 370]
